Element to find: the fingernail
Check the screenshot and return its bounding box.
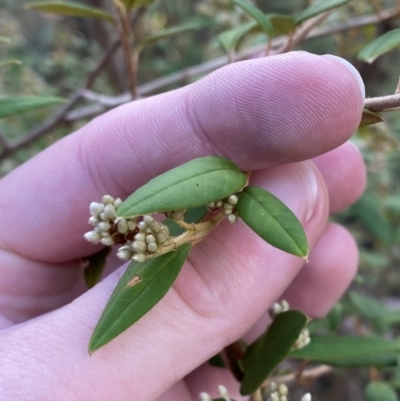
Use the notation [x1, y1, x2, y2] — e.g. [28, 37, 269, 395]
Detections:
[298, 161, 319, 223]
[322, 54, 365, 100]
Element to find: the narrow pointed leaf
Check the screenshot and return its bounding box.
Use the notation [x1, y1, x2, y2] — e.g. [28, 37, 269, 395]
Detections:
[83, 247, 111, 289]
[269, 14, 295, 36]
[291, 335, 400, 367]
[240, 310, 308, 395]
[295, 0, 351, 26]
[0, 96, 68, 119]
[217, 21, 259, 53]
[117, 157, 247, 218]
[358, 28, 400, 63]
[136, 21, 203, 51]
[359, 109, 384, 127]
[89, 244, 191, 352]
[27, 2, 115, 24]
[236, 186, 308, 257]
[0, 59, 21, 69]
[365, 382, 399, 401]
[230, 0, 274, 37]
[123, 0, 155, 11]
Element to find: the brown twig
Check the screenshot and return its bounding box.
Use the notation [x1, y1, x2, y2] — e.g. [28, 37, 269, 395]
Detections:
[220, 341, 245, 383]
[364, 94, 400, 111]
[263, 364, 333, 387]
[114, 0, 137, 98]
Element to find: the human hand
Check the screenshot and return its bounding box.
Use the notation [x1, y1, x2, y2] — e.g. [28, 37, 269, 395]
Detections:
[0, 52, 365, 401]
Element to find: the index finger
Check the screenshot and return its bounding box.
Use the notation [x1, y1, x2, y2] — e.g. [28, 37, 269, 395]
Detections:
[0, 52, 364, 262]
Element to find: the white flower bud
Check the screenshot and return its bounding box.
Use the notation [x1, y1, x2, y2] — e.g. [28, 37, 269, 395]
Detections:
[227, 214, 237, 224]
[279, 384, 288, 396]
[147, 242, 158, 253]
[199, 392, 212, 401]
[228, 195, 238, 205]
[172, 209, 186, 221]
[216, 200, 223, 208]
[224, 202, 233, 210]
[103, 204, 117, 220]
[224, 209, 233, 215]
[89, 202, 104, 216]
[117, 248, 133, 261]
[270, 382, 277, 392]
[281, 300, 289, 311]
[84, 231, 101, 243]
[133, 253, 146, 263]
[138, 221, 147, 231]
[146, 234, 156, 243]
[218, 385, 229, 399]
[89, 216, 99, 226]
[149, 220, 161, 233]
[301, 393, 312, 401]
[156, 231, 168, 244]
[143, 215, 154, 225]
[132, 240, 147, 252]
[94, 226, 103, 234]
[280, 396, 287, 401]
[207, 201, 216, 208]
[117, 219, 129, 234]
[134, 233, 146, 241]
[114, 198, 123, 209]
[102, 195, 114, 205]
[127, 220, 137, 231]
[98, 221, 111, 231]
[271, 393, 279, 401]
[101, 236, 114, 246]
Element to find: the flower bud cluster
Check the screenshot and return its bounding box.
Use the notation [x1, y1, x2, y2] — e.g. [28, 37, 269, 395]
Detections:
[292, 328, 310, 350]
[84, 195, 170, 263]
[268, 383, 311, 401]
[116, 215, 170, 263]
[200, 385, 232, 401]
[207, 194, 238, 224]
[269, 299, 290, 319]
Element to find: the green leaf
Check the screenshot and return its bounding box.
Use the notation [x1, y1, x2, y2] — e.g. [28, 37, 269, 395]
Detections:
[358, 28, 400, 63]
[217, 21, 259, 53]
[359, 109, 384, 127]
[209, 353, 227, 368]
[89, 244, 191, 352]
[348, 291, 387, 322]
[240, 310, 308, 395]
[117, 157, 247, 218]
[269, 14, 295, 36]
[122, 0, 155, 11]
[0, 36, 10, 43]
[83, 247, 111, 289]
[0, 96, 68, 119]
[295, 0, 351, 26]
[365, 382, 399, 401]
[230, 0, 274, 37]
[136, 21, 203, 51]
[326, 303, 343, 333]
[236, 186, 308, 257]
[27, 1, 115, 24]
[0, 59, 21, 69]
[351, 193, 392, 245]
[291, 335, 400, 367]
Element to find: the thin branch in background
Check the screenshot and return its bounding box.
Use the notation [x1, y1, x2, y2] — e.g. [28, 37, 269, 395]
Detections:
[3, 5, 400, 160]
[0, 37, 121, 159]
[114, 0, 137, 98]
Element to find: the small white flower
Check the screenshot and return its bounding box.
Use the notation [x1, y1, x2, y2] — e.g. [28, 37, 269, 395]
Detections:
[133, 253, 146, 263]
[227, 214, 237, 223]
[228, 195, 238, 205]
[156, 231, 168, 244]
[103, 204, 117, 220]
[84, 231, 101, 243]
[102, 195, 115, 205]
[138, 221, 147, 231]
[89, 202, 104, 216]
[301, 393, 312, 401]
[146, 234, 156, 243]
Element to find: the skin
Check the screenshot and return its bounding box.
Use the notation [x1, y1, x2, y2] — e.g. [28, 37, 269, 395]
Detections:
[0, 51, 366, 401]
